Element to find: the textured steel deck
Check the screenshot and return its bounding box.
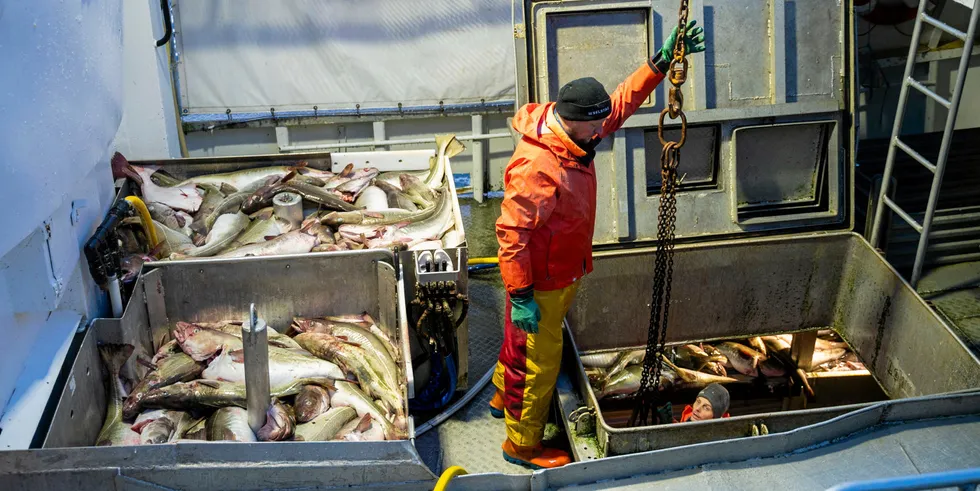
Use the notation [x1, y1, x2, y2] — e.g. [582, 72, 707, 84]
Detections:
[543, 415, 980, 490]
[919, 261, 980, 355]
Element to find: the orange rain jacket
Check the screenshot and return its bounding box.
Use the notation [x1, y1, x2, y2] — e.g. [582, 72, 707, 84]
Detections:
[496, 60, 666, 295]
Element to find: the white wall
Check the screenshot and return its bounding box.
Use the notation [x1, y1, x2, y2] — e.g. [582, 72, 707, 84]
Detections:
[0, 0, 176, 448]
[112, 0, 184, 159]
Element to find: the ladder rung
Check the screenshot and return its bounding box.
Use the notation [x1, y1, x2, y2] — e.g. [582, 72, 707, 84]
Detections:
[920, 13, 967, 41]
[884, 196, 924, 233]
[906, 77, 951, 108]
[893, 138, 938, 173]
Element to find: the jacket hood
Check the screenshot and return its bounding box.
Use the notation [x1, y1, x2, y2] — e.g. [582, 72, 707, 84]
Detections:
[511, 102, 588, 164]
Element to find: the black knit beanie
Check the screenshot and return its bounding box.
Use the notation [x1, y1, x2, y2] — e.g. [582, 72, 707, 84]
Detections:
[697, 383, 730, 418]
[556, 77, 612, 121]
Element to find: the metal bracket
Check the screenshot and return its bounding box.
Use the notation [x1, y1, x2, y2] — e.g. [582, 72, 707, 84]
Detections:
[414, 248, 461, 285]
[568, 406, 596, 436]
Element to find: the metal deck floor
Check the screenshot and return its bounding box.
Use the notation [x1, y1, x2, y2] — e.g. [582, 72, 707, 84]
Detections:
[540, 415, 980, 490]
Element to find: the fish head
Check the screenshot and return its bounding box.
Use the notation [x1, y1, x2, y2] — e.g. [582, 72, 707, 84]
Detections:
[173, 322, 202, 345]
[294, 385, 331, 423]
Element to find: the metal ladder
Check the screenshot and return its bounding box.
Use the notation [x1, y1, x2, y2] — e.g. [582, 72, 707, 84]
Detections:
[870, 0, 980, 288]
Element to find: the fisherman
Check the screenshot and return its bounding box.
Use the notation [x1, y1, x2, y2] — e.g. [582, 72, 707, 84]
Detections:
[678, 383, 731, 423]
[487, 21, 707, 469]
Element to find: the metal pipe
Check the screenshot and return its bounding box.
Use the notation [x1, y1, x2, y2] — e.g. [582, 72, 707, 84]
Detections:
[279, 132, 512, 152]
[869, 0, 930, 249]
[108, 275, 124, 318]
[471, 115, 486, 203]
[242, 303, 271, 435]
[911, 4, 980, 288]
[155, 0, 173, 47]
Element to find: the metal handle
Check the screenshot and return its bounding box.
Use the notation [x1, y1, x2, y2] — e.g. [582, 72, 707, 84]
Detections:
[156, 0, 173, 47]
[242, 303, 271, 435]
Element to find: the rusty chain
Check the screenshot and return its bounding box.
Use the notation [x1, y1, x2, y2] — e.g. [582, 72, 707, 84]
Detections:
[629, 0, 690, 428]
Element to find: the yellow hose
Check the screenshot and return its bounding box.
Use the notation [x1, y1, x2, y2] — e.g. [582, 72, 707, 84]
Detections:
[434, 466, 468, 491]
[467, 257, 498, 265]
[124, 196, 160, 253]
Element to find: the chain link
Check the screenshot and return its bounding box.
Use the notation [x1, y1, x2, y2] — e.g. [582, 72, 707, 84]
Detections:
[628, 0, 689, 428]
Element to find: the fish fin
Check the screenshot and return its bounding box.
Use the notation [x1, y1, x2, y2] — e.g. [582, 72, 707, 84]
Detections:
[197, 380, 221, 389]
[288, 161, 309, 172]
[136, 355, 158, 372]
[219, 183, 238, 195]
[339, 163, 354, 178]
[355, 414, 373, 433]
[281, 171, 297, 183]
[229, 349, 245, 363]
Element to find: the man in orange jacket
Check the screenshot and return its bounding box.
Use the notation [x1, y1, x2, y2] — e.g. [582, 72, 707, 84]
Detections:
[489, 21, 707, 469]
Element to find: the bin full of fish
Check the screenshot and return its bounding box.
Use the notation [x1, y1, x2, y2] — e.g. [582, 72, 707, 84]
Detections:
[582, 330, 864, 402]
[95, 313, 409, 445]
[109, 136, 466, 272]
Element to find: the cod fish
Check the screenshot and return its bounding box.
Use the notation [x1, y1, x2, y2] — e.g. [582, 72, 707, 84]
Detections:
[208, 407, 256, 442]
[147, 202, 192, 236]
[605, 349, 645, 381]
[335, 414, 385, 442]
[140, 377, 332, 413]
[580, 352, 621, 369]
[176, 165, 333, 192]
[401, 174, 438, 206]
[120, 160, 203, 214]
[95, 344, 141, 446]
[811, 348, 848, 367]
[293, 317, 401, 368]
[354, 186, 389, 211]
[123, 352, 205, 420]
[329, 380, 404, 440]
[181, 212, 249, 258]
[748, 337, 768, 357]
[716, 342, 765, 377]
[320, 204, 438, 227]
[151, 339, 182, 364]
[399, 187, 454, 241]
[673, 344, 728, 377]
[215, 229, 317, 258]
[196, 320, 303, 351]
[257, 400, 296, 441]
[189, 184, 226, 235]
[661, 356, 738, 390]
[761, 336, 792, 355]
[202, 346, 345, 387]
[138, 413, 178, 444]
[285, 181, 360, 211]
[295, 385, 332, 423]
[293, 406, 356, 442]
[173, 322, 244, 361]
[597, 365, 674, 400]
[425, 134, 465, 188]
[223, 208, 290, 250]
[295, 333, 402, 420]
[372, 179, 419, 211]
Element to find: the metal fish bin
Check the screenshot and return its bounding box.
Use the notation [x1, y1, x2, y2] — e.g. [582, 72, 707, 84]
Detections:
[123, 148, 472, 389]
[14, 250, 438, 491]
[558, 231, 980, 459]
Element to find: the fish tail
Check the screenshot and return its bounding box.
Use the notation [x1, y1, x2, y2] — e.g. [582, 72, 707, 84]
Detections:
[99, 343, 135, 376]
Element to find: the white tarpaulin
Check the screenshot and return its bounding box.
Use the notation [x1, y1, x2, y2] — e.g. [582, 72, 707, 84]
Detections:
[173, 0, 516, 115]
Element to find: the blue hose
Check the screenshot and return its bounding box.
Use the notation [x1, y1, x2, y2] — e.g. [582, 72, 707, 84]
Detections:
[409, 352, 458, 411]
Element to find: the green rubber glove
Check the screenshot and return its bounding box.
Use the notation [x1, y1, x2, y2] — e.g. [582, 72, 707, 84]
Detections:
[660, 19, 706, 61]
[510, 294, 541, 334]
